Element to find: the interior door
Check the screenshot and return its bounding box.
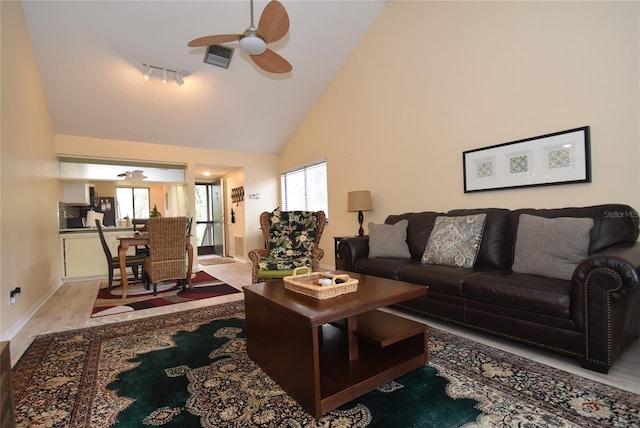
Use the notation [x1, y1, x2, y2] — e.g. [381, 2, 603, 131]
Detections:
[195, 182, 224, 256]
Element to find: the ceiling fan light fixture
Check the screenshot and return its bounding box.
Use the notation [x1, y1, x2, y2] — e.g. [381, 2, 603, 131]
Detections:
[239, 35, 266, 55]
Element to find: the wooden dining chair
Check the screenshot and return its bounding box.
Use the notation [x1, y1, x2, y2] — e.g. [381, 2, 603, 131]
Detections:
[95, 219, 145, 292]
[144, 216, 190, 295]
[132, 219, 150, 256]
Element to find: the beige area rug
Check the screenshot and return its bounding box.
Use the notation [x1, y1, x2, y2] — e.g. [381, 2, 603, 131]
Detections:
[198, 257, 235, 265]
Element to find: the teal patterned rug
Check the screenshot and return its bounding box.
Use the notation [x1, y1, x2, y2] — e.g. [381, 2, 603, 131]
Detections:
[12, 301, 640, 427]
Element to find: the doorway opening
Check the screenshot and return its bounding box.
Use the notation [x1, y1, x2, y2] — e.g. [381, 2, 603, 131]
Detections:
[195, 182, 224, 256]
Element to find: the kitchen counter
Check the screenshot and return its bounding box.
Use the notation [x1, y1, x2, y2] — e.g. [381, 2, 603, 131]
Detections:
[59, 228, 138, 278]
[59, 227, 134, 234]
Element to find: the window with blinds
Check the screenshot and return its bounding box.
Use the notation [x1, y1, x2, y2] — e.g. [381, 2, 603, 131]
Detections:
[281, 161, 328, 218]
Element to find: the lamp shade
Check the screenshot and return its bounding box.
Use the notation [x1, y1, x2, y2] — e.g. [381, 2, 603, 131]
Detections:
[347, 190, 373, 212]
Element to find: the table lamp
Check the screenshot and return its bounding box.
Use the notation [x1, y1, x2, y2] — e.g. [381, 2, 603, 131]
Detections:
[347, 190, 373, 236]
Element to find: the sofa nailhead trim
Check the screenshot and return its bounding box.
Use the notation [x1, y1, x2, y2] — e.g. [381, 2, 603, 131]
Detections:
[583, 267, 620, 366]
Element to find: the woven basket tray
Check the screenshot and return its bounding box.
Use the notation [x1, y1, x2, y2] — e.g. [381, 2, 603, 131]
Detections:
[284, 267, 358, 300]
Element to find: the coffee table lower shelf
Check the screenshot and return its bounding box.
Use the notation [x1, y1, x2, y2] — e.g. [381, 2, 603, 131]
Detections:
[318, 319, 428, 414]
[244, 289, 429, 418]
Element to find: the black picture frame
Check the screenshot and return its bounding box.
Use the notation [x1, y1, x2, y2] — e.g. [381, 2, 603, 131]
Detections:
[463, 126, 591, 193]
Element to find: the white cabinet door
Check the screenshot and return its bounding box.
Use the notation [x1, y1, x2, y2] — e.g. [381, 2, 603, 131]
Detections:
[61, 234, 106, 278]
[60, 231, 137, 279]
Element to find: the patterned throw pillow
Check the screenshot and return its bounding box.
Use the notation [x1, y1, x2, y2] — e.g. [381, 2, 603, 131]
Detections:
[421, 214, 487, 268]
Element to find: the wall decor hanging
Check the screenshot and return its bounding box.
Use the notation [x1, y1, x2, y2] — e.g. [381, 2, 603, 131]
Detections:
[231, 186, 245, 204]
[463, 126, 590, 193]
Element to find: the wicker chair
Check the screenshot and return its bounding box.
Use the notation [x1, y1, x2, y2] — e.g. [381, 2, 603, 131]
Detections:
[248, 210, 326, 283]
[144, 216, 190, 295]
[95, 219, 145, 292]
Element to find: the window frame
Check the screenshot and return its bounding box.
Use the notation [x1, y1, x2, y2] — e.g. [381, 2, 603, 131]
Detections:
[116, 187, 150, 220]
[280, 161, 329, 218]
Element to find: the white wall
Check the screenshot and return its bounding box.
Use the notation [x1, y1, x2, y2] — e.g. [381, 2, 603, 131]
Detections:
[280, 1, 640, 268]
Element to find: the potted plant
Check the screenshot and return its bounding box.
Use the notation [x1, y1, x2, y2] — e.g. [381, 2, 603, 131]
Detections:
[150, 204, 162, 218]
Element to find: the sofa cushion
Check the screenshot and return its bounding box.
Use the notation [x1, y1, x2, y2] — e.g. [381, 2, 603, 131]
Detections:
[368, 220, 411, 258]
[421, 214, 487, 268]
[398, 264, 469, 296]
[385, 211, 443, 259]
[463, 271, 571, 318]
[447, 208, 511, 269]
[504, 205, 640, 267]
[512, 214, 593, 280]
[354, 258, 417, 280]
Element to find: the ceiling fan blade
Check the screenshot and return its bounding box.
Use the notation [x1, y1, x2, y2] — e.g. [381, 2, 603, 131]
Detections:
[250, 48, 292, 74]
[188, 34, 242, 47]
[258, 0, 290, 43]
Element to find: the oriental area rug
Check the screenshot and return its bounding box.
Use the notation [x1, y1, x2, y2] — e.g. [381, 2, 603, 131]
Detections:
[13, 301, 640, 427]
[91, 271, 240, 317]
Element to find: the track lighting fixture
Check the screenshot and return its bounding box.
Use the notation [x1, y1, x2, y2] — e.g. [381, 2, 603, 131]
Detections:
[143, 66, 154, 80]
[142, 64, 189, 86]
[175, 72, 185, 86]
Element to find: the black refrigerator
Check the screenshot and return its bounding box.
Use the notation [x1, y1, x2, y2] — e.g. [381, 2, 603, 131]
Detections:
[94, 197, 116, 226]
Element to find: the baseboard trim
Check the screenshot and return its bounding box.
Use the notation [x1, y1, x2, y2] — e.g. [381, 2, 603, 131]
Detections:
[0, 279, 64, 343]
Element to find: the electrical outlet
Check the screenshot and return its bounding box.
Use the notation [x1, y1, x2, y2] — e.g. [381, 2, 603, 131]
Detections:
[10, 287, 21, 304]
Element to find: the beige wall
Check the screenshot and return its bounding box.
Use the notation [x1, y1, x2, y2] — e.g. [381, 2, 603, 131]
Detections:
[0, 0, 280, 339]
[280, 1, 640, 268]
[1, 1, 61, 338]
[223, 169, 249, 258]
[55, 135, 280, 258]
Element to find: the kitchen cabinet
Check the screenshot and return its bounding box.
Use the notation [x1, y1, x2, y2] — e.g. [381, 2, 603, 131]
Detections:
[62, 182, 93, 206]
[60, 230, 134, 279]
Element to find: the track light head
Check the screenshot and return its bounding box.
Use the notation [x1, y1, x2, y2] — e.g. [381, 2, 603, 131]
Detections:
[175, 72, 184, 86]
[143, 66, 154, 80]
[161, 68, 169, 83]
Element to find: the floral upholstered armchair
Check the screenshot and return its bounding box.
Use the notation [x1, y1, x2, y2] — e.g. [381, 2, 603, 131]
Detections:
[248, 210, 326, 283]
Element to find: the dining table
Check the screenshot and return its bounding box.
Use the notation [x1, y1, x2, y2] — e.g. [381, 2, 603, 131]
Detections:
[116, 233, 194, 299]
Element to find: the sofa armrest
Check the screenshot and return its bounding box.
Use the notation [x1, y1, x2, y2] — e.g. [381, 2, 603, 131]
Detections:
[337, 236, 370, 271]
[572, 242, 640, 372]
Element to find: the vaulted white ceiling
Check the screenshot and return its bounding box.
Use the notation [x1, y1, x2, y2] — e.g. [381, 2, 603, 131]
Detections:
[22, 1, 386, 155]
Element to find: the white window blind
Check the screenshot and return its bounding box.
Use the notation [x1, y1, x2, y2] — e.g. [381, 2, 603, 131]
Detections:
[281, 161, 328, 217]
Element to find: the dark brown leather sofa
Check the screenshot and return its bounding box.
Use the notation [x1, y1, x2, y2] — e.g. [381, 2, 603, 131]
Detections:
[337, 204, 640, 373]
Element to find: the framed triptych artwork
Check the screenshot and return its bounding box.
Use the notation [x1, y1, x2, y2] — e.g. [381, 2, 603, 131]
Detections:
[463, 126, 591, 193]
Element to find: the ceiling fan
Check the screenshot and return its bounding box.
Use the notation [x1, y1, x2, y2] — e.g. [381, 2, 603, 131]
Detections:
[188, 0, 292, 74]
[117, 170, 147, 181]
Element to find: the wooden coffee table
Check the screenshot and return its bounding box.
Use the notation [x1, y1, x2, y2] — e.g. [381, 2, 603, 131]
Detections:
[243, 272, 429, 418]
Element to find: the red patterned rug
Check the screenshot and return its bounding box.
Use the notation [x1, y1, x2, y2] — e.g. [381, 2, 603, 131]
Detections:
[91, 271, 241, 317]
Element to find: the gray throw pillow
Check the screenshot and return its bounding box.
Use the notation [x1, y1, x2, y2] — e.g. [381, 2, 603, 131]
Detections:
[421, 214, 487, 268]
[368, 220, 411, 259]
[512, 214, 594, 280]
